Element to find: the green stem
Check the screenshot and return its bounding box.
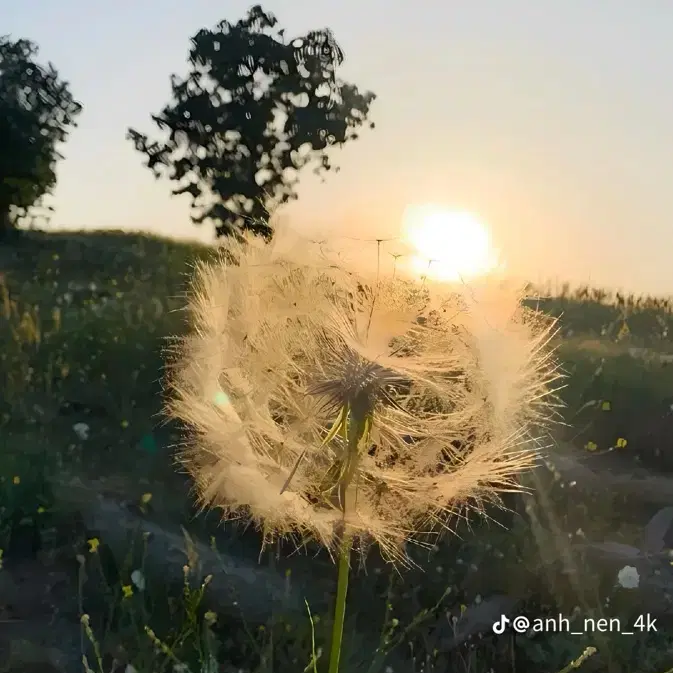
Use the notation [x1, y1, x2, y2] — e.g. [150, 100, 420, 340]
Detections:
[327, 533, 353, 673]
[327, 405, 368, 673]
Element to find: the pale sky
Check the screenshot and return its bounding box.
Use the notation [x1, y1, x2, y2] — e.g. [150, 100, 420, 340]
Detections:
[4, 1, 673, 295]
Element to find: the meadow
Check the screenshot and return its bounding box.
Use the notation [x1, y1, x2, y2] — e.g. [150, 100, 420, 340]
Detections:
[2, 229, 673, 673]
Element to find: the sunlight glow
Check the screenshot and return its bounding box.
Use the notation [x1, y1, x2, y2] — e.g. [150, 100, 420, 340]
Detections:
[402, 205, 500, 282]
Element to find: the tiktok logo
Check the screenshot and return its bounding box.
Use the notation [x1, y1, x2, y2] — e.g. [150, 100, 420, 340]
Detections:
[492, 614, 531, 634]
[492, 615, 510, 634]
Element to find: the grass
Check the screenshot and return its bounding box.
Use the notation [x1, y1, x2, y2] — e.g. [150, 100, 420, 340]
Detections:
[1, 228, 673, 672]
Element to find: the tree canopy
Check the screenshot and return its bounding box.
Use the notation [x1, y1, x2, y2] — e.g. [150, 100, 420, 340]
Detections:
[128, 5, 376, 240]
[0, 36, 82, 236]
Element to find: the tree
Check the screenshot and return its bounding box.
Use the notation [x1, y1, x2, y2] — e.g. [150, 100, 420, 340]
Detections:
[0, 36, 82, 237]
[128, 5, 376, 240]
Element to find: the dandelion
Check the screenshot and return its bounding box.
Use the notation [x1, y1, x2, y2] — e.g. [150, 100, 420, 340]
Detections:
[131, 569, 146, 591]
[73, 422, 90, 440]
[121, 584, 134, 599]
[87, 537, 100, 553]
[617, 565, 639, 589]
[165, 226, 560, 672]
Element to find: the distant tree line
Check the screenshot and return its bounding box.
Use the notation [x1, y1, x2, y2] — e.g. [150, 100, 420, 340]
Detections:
[0, 5, 376, 241]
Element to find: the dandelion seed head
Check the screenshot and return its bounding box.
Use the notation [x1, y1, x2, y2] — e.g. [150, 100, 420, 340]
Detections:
[617, 565, 639, 589]
[166, 225, 561, 564]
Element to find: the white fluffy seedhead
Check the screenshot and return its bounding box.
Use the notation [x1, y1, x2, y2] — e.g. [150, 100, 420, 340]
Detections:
[166, 227, 561, 564]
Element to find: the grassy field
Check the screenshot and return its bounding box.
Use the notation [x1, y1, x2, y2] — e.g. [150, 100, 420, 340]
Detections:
[2, 229, 673, 673]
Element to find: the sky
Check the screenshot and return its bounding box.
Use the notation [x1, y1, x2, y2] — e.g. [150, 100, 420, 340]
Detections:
[4, 1, 673, 295]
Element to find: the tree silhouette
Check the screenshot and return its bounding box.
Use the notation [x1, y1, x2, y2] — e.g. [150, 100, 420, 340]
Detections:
[128, 5, 376, 240]
[0, 36, 82, 237]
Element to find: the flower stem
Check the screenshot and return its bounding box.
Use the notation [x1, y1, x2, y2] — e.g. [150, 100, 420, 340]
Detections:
[327, 533, 353, 673]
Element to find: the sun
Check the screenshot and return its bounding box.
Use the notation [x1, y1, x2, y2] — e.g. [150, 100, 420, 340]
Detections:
[401, 204, 499, 282]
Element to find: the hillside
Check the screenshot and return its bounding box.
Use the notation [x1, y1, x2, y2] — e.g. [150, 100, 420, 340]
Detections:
[2, 229, 673, 672]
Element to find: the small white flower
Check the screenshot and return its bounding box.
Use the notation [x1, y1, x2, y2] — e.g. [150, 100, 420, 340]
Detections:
[617, 565, 640, 589]
[72, 422, 90, 440]
[131, 569, 146, 591]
